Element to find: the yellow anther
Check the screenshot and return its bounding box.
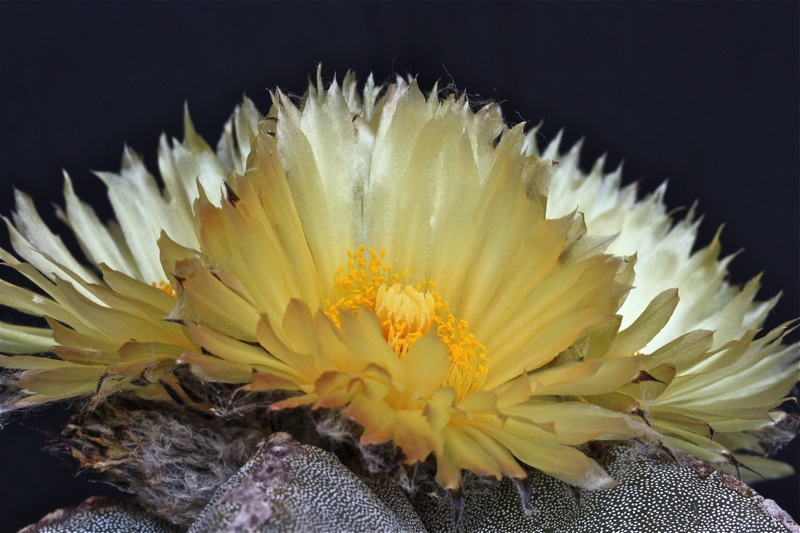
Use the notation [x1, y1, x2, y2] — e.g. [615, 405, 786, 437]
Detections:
[325, 247, 489, 388]
[151, 280, 177, 298]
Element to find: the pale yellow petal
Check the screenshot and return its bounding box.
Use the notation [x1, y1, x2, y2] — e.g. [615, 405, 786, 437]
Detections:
[529, 357, 641, 396]
[0, 322, 54, 354]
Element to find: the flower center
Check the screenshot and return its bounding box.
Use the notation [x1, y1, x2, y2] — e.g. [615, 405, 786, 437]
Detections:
[326, 246, 489, 381]
[375, 283, 436, 357]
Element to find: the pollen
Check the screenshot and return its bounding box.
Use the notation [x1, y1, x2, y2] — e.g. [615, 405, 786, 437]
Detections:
[326, 247, 489, 381]
[151, 280, 177, 298]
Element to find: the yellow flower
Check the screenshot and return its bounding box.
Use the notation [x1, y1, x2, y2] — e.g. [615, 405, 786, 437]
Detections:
[168, 74, 652, 492]
[2, 70, 794, 499]
[531, 133, 799, 480]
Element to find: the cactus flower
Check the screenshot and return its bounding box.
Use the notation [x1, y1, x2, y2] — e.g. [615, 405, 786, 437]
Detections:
[0, 72, 796, 525]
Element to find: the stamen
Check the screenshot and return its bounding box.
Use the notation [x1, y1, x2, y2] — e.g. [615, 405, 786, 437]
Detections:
[326, 247, 489, 391]
[151, 280, 177, 298]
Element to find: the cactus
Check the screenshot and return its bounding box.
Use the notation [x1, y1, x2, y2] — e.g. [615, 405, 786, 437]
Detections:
[24, 434, 797, 532]
[188, 433, 426, 532]
[19, 497, 181, 533]
[4, 71, 798, 532]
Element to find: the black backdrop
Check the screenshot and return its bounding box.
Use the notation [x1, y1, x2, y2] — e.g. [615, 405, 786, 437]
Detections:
[0, 2, 797, 529]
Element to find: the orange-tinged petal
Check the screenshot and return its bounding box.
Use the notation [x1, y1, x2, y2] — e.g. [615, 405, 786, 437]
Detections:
[268, 392, 318, 410]
[394, 409, 437, 463]
[346, 394, 397, 445]
[312, 371, 355, 408]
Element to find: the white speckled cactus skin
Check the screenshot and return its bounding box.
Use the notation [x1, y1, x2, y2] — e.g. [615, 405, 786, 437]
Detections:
[415, 447, 800, 532]
[24, 433, 799, 533]
[188, 433, 426, 533]
[18, 498, 181, 533]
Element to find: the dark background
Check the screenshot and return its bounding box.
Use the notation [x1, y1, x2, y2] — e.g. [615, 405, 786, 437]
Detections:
[0, 2, 797, 529]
